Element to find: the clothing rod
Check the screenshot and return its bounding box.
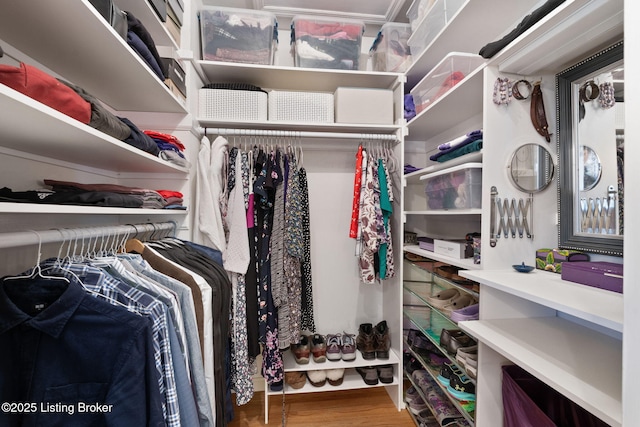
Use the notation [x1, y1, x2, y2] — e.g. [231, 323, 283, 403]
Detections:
[0, 221, 177, 250]
[201, 127, 399, 142]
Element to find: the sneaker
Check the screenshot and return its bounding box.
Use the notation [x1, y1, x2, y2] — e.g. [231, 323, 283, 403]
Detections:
[377, 364, 394, 384]
[291, 335, 310, 364]
[356, 366, 378, 385]
[325, 334, 342, 361]
[450, 303, 480, 322]
[356, 323, 376, 360]
[340, 332, 357, 361]
[405, 393, 428, 415]
[310, 333, 327, 363]
[404, 385, 422, 405]
[455, 345, 478, 369]
[437, 362, 465, 387]
[441, 295, 476, 318]
[326, 368, 345, 386]
[374, 320, 391, 359]
[447, 372, 476, 401]
[415, 409, 439, 427]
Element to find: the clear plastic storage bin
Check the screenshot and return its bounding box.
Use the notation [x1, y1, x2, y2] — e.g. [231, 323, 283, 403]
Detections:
[410, 52, 484, 114]
[407, 0, 437, 31]
[370, 22, 412, 73]
[291, 15, 365, 70]
[420, 163, 482, 210]
[407, 0, 466, 59]
[199, 6, 277, 65]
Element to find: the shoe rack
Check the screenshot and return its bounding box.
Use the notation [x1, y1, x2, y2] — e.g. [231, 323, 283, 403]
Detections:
[402, 256, 479, 426]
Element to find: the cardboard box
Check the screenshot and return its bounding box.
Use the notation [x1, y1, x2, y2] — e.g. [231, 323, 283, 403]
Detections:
[160, 57, 186, 97]
[334, 87, 394, 124]
[147, 0, 167, 22]
[434, 239, 471, 259]
[561, 261, 623, 293]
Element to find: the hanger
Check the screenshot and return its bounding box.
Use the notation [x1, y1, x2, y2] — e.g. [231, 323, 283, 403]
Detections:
[3, 230, 70, 284]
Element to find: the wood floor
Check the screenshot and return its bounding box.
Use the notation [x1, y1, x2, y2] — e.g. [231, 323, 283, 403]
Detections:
[228, 388, 415, 427]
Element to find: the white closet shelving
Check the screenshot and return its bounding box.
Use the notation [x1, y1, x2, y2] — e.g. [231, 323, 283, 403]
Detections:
[426, 0, 625, 426]
[0, 0, 192, 251]
[191, 4, 407, 423]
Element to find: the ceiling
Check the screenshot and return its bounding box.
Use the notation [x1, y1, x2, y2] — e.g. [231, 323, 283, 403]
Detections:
[203, 0, 411, 24]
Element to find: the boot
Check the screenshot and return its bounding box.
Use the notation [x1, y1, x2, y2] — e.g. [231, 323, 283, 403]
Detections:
[374, 320, 391, 359]
[356, 323, 375, 360]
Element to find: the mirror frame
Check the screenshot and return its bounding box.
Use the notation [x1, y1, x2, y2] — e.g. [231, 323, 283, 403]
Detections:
[507, 143, 555, 193]
[557, 41, 623, 256]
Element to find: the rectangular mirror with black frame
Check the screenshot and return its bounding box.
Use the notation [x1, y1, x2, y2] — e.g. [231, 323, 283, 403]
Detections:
[557, 41, 623, 256]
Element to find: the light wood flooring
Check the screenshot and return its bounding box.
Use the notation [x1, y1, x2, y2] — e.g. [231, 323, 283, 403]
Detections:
[228, 388, 415, 427]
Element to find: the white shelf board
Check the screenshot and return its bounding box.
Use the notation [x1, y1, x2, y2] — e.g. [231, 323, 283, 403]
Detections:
[0, 203, 188, 215]
[404, 151, 483, 185]
[406, 66, 484, 141]
[198, 119, 401, 134]
[0, 0, 186, 113]
[196, 60, 403, 91]
[459, 269, 623, 332]
[266, 369, 399, 396]
[404, 210, 482, 216]
[0, 85, 187, 174]
[403, 245, 481, 270]
[405, 0, 539, 88]
[492, 0, 623, 75]
[280, 346, 400, 372]
[459, 317, 622, 427]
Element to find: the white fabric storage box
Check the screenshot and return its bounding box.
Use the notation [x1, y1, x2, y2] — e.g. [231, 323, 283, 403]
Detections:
[434, 239, 471, 259]
[291, 15, 365, 70]
[199, 88, 268, 121]
[370, 23, 413, 73]
[420, 162, 482, 210]
[410, 52, 484, 114]
[407, 0, 466, 59]
[334, 87, 394, 124]
[199, 6, 277, 65]
[268, 90, 334, 123]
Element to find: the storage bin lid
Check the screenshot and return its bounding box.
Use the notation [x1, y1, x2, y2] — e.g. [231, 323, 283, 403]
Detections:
[290, 14, 365, 44]
[419, 162, 482, 181]
[410, 52, 485, 96]
[199, 6, 278, 42]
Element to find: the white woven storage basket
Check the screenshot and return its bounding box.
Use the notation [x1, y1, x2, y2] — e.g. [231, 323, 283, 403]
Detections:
[268, 90, 334, 123]
[199, 89, 268, 121]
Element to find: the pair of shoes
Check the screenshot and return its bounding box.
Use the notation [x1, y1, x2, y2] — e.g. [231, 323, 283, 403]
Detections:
[450, 303, 479, 322]
[326, 332, 357, 361]
[357, 321, 391, 360]
[447, 372, 476, 401]
[285, 371, 306, 389]
[356, 365, 394, 385]
[415, 409, 439, 427]
[438, 363, 476, 401]
[306, 368, 346, 387]
[440, 329, 475, 355]
[455, 345, 478, 380]
[291, 335, 310, 364]
[269, 380, 283, 392]
[441, 294, 477, 318]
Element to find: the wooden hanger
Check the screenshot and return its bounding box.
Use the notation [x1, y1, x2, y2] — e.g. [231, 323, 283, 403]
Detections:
[125, 238, 146, 254]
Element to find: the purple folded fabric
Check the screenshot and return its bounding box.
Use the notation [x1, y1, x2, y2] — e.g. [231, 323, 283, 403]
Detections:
[404, 164, 421, 174]
[430, 130, 483, 161]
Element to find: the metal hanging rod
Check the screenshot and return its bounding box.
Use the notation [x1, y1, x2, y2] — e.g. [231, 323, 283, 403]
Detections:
[201, 127, 399, 142]
[0, 221, 177, 250]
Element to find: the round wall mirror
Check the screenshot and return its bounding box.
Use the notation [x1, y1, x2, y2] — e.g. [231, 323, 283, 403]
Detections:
[579, 145, 602, 191]
[508, 143, 555, 193]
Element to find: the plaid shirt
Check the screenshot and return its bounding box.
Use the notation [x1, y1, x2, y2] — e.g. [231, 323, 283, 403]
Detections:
[40, 260, 181, 427]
